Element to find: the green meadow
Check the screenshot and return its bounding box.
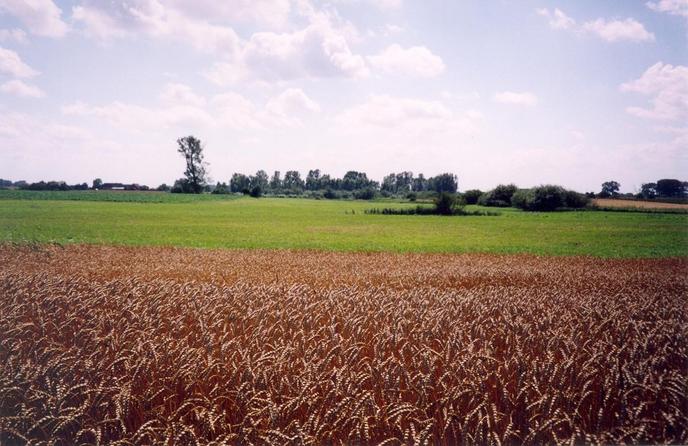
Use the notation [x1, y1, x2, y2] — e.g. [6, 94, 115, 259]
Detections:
[1, 191, 686, 257]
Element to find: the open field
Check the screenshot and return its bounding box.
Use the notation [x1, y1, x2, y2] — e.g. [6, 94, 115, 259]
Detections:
[1, 193, 687, 257]
[0, 189, 240, 203]
[593, 198, 688, 211]
[1, 245, 686, 444]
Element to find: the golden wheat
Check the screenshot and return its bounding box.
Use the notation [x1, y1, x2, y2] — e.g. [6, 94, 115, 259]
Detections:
[0, 245, 686, 445]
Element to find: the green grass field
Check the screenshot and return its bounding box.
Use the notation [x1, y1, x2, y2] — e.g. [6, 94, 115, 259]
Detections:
[1, 190, 686, 257]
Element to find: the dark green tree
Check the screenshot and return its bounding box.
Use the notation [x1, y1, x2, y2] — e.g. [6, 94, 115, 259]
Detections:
[655, 179, 686, 198]
[599, 181, 620, 198]
[176, 136, 208, 194]
[230, 173, 251, 193]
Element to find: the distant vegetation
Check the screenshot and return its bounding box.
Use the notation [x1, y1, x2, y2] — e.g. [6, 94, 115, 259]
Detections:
[1, 133, 685, 212]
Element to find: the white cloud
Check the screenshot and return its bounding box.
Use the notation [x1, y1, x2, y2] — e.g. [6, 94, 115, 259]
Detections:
[166, 0, 291, 29]
[368, 44, 445, 78]
[493, 91, 538, 107]
[62, 100, 215, 130]
[72, 0, 241, 54]
[335, 95, 482, 137]
[0, 79, 44, 97]
[159, 83, 206, 107]
[538, 8, 655, 43]
[536, 8, 575, 30]
[582, 18, 655, 42]
[646, 0, 688, 18]
[0, 0, 68, 38]
[61, 85, 320, 132]
[0, 28, 27, 43]
[0, 46, 38, 77]
[266, 88, 321, 116]
[369, 0, 402, 10]
[621, 62, 688, 121]
[71, 1, 367, 84]
[384, 24, 404, 34]
[207, 10, 369, 84]
[334, 0, 402, 11]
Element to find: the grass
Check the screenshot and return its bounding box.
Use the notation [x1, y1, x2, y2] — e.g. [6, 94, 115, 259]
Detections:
[0, 189, 240, 203]
[1, 191, 687, 257]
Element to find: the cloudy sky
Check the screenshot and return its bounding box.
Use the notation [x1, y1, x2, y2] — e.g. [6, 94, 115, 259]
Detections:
[0, 0, 686, 192]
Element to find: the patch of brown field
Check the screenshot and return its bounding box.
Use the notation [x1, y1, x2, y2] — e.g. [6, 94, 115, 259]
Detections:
[593, 198, 688, 210]
[0, 245, 686, 445]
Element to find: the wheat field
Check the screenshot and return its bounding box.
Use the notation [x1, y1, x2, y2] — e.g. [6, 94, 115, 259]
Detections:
[1, 245, 686, 445]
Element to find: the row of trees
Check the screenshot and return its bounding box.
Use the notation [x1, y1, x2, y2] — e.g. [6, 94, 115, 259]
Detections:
[600, 179, 688, 200]
[206, 170, 459, 197]
[465, 184, 589, 211]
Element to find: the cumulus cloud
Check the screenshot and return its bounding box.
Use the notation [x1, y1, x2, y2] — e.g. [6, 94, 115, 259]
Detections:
[266, 88, 321, 116]
[536, 8, 576, 30]
[62, 85, 321, 132]
[0, 46, 38, 77]
[0, 79, 44, 97]
[0, 28, 27, 43]
[159, 83, 206, 107]
[335, 95, 483, 139]
[72, 0, 241, 54]
[537, 8, 655, 43]
[646, 0, 688, 17]
[166, 0, 291, 29]
[582, 18, 655, 42]
[368, 44, 445, 78]
[71, 1, 368, 83]
[207, 10, 368, 84]
[493, 91, 538, 107]
[0, 0, 68, 37]
[621, 62, 688, 121]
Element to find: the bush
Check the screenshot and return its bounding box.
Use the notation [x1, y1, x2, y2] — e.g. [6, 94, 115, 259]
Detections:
[511, 185, 589, 211]
[324, 189, 339, 199]
[462, 189, 482, 205]
[434, 192, 464, 215]
[478, 184, 517, 207]
[564, 189, 589, 208]
[353, 188, 376, 200]
[406, 192, 417, 202]
[249, 186, 263, 198]
[510, 189, 529, 209]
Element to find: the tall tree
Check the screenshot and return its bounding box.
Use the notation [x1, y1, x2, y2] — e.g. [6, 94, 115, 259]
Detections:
[269, 171, 282, 192]
[599, 181, 620, 198]
[655, 179, 686, 198]
[429, 173, 458, 193]
[230, 173, 250, 193]
[176, 136, 208, 194]
[283, 171, 305, 191]
[250, 170, 269, 191]
[306, 169, 322, 191]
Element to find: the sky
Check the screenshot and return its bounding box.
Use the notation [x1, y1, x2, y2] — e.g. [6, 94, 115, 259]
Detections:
[0, 0, 686, 193]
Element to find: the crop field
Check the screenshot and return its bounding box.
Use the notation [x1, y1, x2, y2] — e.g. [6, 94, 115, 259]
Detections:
[2, 192, 688, 257]
[593, 198, 688, 211]
[1, 245, 686, 445]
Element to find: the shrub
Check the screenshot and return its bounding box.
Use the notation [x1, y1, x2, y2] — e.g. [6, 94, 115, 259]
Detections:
[406, 192, 417, 202]
[478, 184, 517, 207]
[510, 189, 529, 209]
[249, 186, 263, 198]
[434, 192, 464, 215]
[354, 188, 376, 200]
[512, 185, 589, 211]
[564, 190, 589, 208]
[462, 189, 482, 205]
[324, 189, 339, 199]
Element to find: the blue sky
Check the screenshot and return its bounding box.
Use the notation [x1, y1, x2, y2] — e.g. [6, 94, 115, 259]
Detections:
[0, 0, 686, 192]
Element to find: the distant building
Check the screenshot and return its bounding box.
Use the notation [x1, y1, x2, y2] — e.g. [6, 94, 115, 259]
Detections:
[98, 183, 149, 191]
